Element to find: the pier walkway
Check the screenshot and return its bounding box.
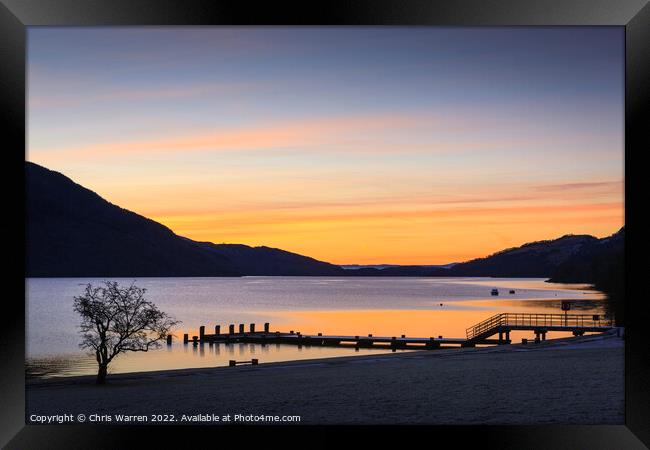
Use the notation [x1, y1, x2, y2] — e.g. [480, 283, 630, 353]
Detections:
[174, 313, 613, 351]
[466, 313, 613, 344]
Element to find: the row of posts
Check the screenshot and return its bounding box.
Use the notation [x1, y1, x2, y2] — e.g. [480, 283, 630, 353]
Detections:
[167, 322, 270, 345]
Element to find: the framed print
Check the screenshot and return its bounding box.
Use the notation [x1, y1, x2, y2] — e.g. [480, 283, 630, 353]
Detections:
[1, 0, 648, 448]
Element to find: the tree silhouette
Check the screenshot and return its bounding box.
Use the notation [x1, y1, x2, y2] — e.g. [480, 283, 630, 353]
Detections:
[73, 281, 180, 384]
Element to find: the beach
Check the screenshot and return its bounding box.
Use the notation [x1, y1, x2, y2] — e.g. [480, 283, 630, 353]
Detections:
[25, 331, 624, 425]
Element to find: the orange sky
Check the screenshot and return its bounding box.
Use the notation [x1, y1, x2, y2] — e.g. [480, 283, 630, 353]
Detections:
[27, 28, 624, 265]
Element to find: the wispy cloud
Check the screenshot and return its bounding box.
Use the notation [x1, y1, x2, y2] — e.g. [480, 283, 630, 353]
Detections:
[534, 181, 623, 192]
[33, 113, 455, 160]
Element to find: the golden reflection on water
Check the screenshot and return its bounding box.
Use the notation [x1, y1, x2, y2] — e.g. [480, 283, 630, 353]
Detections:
[26, 343, 410, 379]
[281, 309, 495, 338]
[279, 299, 607, 338]
[26, 278, 610, 379]
[27, 298, 609, 379]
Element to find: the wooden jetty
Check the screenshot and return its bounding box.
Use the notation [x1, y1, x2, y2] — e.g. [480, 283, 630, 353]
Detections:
[465, 313, 613, 344]
[169, 313, 613, 351]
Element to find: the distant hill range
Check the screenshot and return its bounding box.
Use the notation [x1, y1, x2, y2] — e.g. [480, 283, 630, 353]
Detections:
[449, 231, 622, 278]
[337, 229, 624, 297]
[448, 228, 624, 294]
[25, 162, 623, 293]
[341, 263, 457, 270]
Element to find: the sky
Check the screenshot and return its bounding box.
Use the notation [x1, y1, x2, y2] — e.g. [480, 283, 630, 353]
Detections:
[27, 27, 624, 265]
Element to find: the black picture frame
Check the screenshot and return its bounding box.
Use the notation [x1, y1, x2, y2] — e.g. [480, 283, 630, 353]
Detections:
[1, 0, 648, 448]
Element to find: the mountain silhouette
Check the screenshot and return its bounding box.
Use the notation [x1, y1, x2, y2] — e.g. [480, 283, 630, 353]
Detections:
[548, 227, 624, 293]
[448, 234, 600, 277]
[26, 162, 344, 277]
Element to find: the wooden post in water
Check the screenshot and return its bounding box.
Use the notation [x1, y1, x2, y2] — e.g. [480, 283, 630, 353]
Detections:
[252, 358, 259, 365]
[264, 322, 270, 333]
[229, 360, 236, 367]
[166, 334, 172, 346]
[239, 324, 245, 334]
[250, 323, 255, 333]
[229, 324, 235, 334]
[192, 336, 198, 346]
[183, 333, 189, 344]
[199, 326, 205, 341]
[215, 325, 221, 335]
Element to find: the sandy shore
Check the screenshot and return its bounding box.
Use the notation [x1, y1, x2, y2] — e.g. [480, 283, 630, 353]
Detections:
[26, 331, 624, 425]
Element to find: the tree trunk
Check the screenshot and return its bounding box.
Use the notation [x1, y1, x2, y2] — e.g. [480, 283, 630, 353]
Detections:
[96, 363, 108, 384]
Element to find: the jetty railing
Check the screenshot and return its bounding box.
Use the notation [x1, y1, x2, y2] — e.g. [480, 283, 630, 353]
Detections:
[466, 313, 612, 340]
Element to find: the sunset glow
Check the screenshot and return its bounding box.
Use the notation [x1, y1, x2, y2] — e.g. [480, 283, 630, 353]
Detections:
[27, 27, 624, 264]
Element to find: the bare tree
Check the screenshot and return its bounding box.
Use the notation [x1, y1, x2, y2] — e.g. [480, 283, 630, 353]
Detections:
[73, 281, 180, 384]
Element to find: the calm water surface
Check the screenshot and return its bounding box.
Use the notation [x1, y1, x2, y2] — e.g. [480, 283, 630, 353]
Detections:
[26, 277, 608, 378]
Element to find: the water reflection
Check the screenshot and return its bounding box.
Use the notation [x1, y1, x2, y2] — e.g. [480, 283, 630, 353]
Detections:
[26, 343, 412, 379]
[280, 300, 608, 339]
[26, 297, 611, 379]
[26, 293, 613, 380]
[474, 298, 611, 314]
[26, 354, 97, 379]
[26, 277, 614, 379]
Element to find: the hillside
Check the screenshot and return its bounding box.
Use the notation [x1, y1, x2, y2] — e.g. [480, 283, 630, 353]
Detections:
[447, 234, 599, 277]
[25, 162, 344, 277]
[196, 242, 344, 276]
[548, 227, 624, 294]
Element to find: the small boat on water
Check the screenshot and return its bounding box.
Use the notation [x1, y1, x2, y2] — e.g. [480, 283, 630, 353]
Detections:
[491, 288, 499, 296]
[509, 290, 516, 294]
